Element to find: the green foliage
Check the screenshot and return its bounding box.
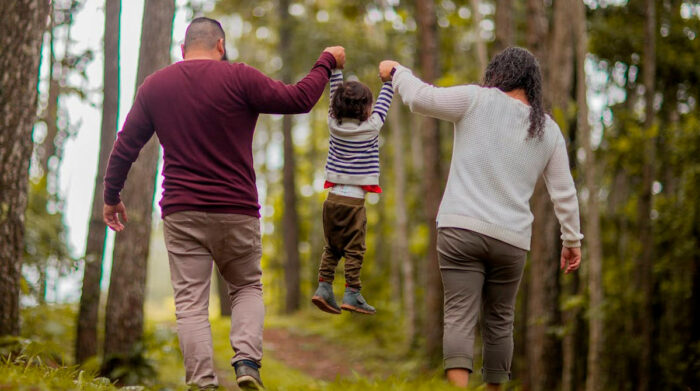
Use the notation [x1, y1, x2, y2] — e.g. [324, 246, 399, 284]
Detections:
[0, 359, 119, 391]
[101, 344, 158, 388]
[587, 1, 700, 388]
[19, 304, 77, 365]
[23, 176, 75, 302]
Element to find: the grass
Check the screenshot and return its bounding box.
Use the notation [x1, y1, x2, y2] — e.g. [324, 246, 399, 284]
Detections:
[1, 303, 515, 390]
[0, 358, 120, 391]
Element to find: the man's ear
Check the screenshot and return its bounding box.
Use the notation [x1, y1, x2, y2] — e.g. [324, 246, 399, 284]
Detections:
[217, 39, 225, 58]
[180, 43, 186, 59]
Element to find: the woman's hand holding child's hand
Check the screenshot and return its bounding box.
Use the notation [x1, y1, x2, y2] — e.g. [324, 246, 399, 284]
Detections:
[324, 46, 346, 69]
[379, 60, 400, 82]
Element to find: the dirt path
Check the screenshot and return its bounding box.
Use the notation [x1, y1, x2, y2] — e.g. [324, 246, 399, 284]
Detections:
[214, 326, 370, 387]
[262, 327, 369, 381]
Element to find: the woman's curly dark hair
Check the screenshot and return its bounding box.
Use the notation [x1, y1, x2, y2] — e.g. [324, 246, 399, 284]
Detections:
[330, 81, 373, 124]
[483, 47, 546, 140]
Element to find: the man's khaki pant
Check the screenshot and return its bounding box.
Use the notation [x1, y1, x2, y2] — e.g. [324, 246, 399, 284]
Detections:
[163, 211, 264, 388]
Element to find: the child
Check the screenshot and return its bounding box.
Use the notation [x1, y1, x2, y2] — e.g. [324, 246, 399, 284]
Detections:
[311, 68, 394, 315]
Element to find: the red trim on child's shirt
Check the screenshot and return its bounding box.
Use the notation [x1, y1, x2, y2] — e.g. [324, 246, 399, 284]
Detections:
[324, 181, 382, 194]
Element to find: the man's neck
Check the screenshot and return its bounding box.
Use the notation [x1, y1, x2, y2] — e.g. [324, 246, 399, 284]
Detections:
[505, 89, 530, 106]
[183, 51, 220, 61]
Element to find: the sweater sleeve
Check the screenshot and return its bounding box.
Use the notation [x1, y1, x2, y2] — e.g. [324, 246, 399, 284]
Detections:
[103, 85, 155, 205]
[243, 51, 336, 115]
[371, 81, 394, 123]
[543, 132, 584, 247]
[393, 65, 477, 123]
[328, 69, 343, 117]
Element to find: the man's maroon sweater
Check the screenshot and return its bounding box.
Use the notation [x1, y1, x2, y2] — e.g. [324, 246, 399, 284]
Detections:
[104, 52, 336, 217]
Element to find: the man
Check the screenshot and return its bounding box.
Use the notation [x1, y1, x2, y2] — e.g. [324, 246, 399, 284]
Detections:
[103, 17, 345, 390]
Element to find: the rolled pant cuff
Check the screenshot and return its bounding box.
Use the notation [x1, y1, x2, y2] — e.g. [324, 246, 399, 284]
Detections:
[482, 368, 510, 383]
[444, 356, 473, 372]
[318, 275, 334, 283]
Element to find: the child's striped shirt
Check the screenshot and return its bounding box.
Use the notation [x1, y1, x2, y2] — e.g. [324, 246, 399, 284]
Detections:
[324, 69, 393, 187]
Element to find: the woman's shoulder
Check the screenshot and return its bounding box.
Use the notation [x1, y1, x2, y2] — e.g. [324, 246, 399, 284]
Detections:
[541, 115, 566, 148]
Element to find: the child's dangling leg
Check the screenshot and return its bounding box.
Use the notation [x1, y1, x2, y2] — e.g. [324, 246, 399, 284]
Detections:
[337, 200, 375, 315]
[312, 244, 342, 314]
[311, 196, 345, 315]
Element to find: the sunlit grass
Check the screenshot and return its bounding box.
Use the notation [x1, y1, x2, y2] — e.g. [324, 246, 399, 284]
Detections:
[3, 303, 516, 390]
[0, 359, 120, 391]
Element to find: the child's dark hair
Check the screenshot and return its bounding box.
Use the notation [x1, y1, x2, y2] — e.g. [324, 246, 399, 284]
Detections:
[330, 81, 373, 124]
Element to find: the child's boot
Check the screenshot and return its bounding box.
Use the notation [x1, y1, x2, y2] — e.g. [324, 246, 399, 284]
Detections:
[341, 287, 376, 315]
[311, 281, 341, 314]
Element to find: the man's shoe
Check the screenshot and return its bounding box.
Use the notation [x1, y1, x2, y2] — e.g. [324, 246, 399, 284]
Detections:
[234, 361, 264, 390]
[341, 288, 376, 315]
[311, 281, 342, 314]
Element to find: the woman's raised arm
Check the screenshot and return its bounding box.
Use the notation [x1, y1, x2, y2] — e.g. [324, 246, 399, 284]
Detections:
[379, 60, 477, 123]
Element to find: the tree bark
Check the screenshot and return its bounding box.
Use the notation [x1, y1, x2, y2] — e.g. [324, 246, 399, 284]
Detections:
[573, 1, 604, 390]
[526, 0, 567, 389]
[526, 0, 548, 61]
[550, 1, 579, 390]
[0, 0, 50, 337]
[416, 0, 443, 365]
[389, 106, 415, 344]
[494, 0, 514, 54]
[40, 9, 60, 176]
[638, 0, 656, 389]
[278, 0, 301, 314]
[75, 0, 121, 364]
[548, 0, 574, 115]
[103, 0, 174, 358]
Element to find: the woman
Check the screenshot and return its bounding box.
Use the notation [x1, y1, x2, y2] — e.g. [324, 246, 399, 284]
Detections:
[378, 47, 583, 390]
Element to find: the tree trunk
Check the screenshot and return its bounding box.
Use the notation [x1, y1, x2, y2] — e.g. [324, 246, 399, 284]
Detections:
[103, 0, 174, 358]
[75, 0, 121, 364]
[0, 0, 49, 337]
[278, 0, 301, 314]
[526, 0, 568, 389]
[548, 0, 574, 116]
[416, 0, 443, 366]
[550, 1, 579, 390]
[526, 0, 548, 62]
[526, 183, 561, 391]
[469, 0, 488, 75]
[40, 9, 60, 176]
[390, 106, 415, 344]
[573, 1, 604, 390]
[638, 0, 656, 389]
[494, 0, 514, 54]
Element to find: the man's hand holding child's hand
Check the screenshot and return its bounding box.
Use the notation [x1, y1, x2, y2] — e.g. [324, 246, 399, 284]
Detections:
[324, 46, 345, 69]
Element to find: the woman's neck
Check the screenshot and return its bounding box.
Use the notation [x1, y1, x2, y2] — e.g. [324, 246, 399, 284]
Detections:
[505, 89, 530, 106]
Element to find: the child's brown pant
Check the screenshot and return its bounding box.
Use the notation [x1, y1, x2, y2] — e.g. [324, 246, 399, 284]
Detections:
[318, 193, 367, 289]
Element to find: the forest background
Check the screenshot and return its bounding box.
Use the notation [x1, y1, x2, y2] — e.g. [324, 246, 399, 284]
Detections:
[0, 0, 699, 390]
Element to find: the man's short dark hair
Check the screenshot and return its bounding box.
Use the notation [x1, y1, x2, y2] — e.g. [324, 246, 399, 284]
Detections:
[184, 17, 225, 51]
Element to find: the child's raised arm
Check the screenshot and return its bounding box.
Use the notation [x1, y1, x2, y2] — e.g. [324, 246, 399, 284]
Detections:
[328, 69, 343, 117]
[371, 80, 394, 123]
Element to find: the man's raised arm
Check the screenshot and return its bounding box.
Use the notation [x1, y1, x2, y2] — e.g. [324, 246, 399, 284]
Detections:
[243, 46, 345, 115]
